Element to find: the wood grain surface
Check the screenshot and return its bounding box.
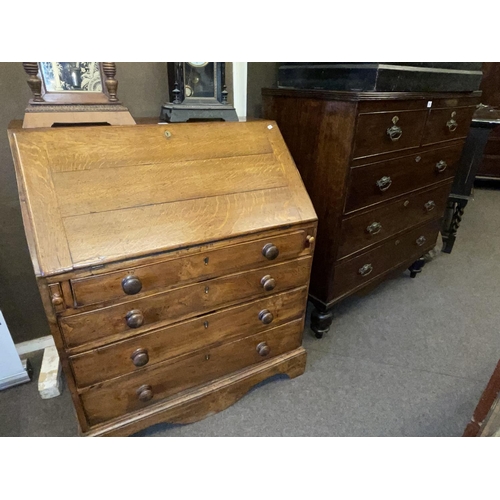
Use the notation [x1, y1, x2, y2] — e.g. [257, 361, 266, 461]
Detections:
[70, 287, 308, 387]
[9, 121, 316, 276]
[80, 319, 304, 426]
[59, 256, 312, 349]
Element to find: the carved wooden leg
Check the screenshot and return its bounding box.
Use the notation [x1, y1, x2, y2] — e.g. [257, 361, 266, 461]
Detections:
[442, 198, 468, 254]
[408, 256, 426, 278]
[311, 307, 333, 339]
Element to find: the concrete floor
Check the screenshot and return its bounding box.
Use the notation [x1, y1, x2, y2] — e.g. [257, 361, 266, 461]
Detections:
[1, 186, 499, 437]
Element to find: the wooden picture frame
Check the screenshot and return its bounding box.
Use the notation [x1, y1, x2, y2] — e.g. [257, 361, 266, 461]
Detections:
[23, 62, 120, 105]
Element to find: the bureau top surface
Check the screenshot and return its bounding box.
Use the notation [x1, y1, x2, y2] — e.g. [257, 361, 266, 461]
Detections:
[8, 121, 316, 277]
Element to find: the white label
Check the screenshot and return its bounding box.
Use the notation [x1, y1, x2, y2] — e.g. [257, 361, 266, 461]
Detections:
[427, 101, 432, 108]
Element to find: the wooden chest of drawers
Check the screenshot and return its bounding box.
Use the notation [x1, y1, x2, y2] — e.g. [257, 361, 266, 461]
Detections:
[8, 120, 317, 436]
[262, 89, 480, 337]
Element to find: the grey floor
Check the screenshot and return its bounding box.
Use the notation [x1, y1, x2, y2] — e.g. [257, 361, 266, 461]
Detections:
[1, 187, 499, 437]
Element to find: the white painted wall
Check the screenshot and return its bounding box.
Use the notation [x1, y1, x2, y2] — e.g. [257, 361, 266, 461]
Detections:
[0, 310, 30, 390]
[232, 62, 248, 121]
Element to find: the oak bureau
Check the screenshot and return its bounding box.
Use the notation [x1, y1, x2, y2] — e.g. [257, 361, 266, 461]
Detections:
[8, 120, 317, 436]
[262, 89, 481, 337]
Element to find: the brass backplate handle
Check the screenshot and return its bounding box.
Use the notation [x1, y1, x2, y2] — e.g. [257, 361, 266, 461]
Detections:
[366, 222, 382, 235]
[416, 236, 427, 247]
[424, 200, 436, 212]
[387, 116, 402, 141]
[435, 160, 448, 173]
[358, 264, 373, 277]
[376, 176, 392, 192]
[446, 118, 458, 132]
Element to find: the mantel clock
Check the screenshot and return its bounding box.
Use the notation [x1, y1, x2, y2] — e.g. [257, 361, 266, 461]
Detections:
[160, 62, 238, 122]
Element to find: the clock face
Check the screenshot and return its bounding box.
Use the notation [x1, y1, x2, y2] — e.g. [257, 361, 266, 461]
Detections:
[188, 62, 208, 68]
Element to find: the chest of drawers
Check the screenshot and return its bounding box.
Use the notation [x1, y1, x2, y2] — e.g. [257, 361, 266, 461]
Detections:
[8, 120, 317, 436]
[262, 89, 480, 337]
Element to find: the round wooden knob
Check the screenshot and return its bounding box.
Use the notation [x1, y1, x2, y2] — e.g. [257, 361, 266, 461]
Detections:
[131, 348, 149, 367]
[262, 243, 279, 260]
[125, 309, 144, 329]
[305, 235, 315, 247]
[256, 342, 270, 357]
[260, 275, 276, 291]
[122, 275, 142, 295]
[137, 384, 153, 402]
[51, 293, 64, 306]
[258, 309, 274, 325]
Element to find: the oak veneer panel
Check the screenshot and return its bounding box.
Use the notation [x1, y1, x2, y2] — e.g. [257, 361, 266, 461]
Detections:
[70, 287, 307, 387]
[338, 182, 452, 259]
[53, 153, 287, 217]
[80, 319, 303, 426]
[71, 228, 313, 308]
[26, 121, 274, 173]
[8, 130, 72, 276]
[87, 348, 307, 437]
[10, 121, 316, 276]
[59, 256, 312, 349]
[63, 188, 304, 269]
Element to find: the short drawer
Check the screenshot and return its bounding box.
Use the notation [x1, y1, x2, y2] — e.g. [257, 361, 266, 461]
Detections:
[59, 256, 312, 349]
[345, 143, 463, 213]
[70, 228, 315, 308]
[422, 106, 476, 146]
[353, 109, 428, 159]
[80, 319, 303, 426]
[332, 220, 440, 301]
[69, 287, 308, 387]
[338, 183, 451, 259]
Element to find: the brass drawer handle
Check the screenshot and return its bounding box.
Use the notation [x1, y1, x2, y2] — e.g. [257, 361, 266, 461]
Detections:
[261, 275, 276, 291]
[416, 236, 427, 247]
[366, 222, 382, 235]
[447, 112, 458, 132]
[435, 160, 447, 173]
[125, 309, 144, 329]
[258, 309, 274, 325]
[386, 116, 402, 141]
[358, 264, 373, 277]
[424, 200, 436, 212]
[376, 176, 392, 192]
[131, 348, 149, 367]
[137, 384, 153, 402]
[262, 243, 279, 260]
[305, 235, 315, 248]
[122, 275, 142, 295]
[256, 341, 270, 357]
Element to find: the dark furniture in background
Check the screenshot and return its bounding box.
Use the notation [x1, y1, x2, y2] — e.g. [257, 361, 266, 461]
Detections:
[442, 107, 500, 253]
[263, 88, 480, 337]
[278, 63, 483, 93]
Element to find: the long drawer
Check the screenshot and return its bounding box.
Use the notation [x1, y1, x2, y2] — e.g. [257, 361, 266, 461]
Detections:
[71, 228, 314, 308]
[332, 220, 440, 301]
[59, 256, 312, 349]
[345, 143, 463, 213]
[80, 319, 303, 426]
[70, 287, 307, 387]
[338, 182, 451, 259]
